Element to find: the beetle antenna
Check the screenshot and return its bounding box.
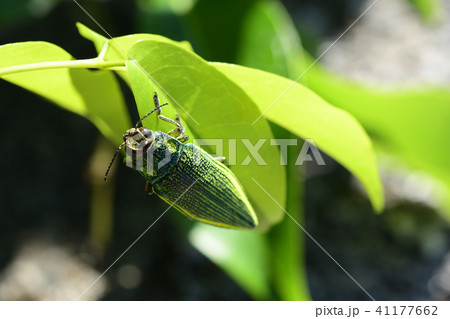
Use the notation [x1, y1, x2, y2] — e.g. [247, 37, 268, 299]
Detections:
[135, 102, 169, 128]
[104, 142, 126, 181]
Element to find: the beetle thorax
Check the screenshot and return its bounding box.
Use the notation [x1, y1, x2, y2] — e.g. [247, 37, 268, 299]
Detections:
[123, 127, 154, 152]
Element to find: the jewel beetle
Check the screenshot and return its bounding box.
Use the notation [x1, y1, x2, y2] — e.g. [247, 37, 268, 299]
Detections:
[105, 92, 258, 230]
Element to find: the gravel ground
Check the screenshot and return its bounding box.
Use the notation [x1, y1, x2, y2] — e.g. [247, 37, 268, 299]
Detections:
[322, 0, 450, 86]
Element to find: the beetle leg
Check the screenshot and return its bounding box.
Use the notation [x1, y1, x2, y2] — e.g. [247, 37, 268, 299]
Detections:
[145, 181, 153, 195]
[153, 92, 168, 112]
[158, 113, 189, 142]
[152, 92, 189, 142]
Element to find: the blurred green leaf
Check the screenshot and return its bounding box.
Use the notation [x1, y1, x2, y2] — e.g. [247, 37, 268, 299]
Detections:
[214, 63, 384, 212]
[306, 60, 450, 217]
[237, 0, 305, 80]
[137, 0, 198, 15]
[407, 0, 443, 23]
[127, 39, 286, 228]
[185, 0, 258, 62]
[0, 0, 59, 28]
[0, 41, 130, 145]
[189, 224, 271, 300]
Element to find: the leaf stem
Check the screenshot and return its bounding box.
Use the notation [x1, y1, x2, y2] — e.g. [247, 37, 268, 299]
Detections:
[0, 58, 125, 77]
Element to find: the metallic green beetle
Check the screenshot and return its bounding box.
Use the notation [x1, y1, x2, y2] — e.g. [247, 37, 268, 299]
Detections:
[105, 92, 258, 230]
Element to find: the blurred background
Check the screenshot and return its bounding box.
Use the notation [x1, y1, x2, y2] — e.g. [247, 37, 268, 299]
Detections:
[0, 0, 449, 300]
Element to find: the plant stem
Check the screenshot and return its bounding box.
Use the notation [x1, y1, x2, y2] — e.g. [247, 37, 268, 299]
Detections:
[0, 58, 125, 77]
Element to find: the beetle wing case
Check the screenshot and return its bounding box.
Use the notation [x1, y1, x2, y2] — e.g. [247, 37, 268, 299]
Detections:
[153, 144, 258, 229]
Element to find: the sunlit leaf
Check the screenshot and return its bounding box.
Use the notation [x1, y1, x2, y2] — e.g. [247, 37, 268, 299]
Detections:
[214, 63, 384, 212]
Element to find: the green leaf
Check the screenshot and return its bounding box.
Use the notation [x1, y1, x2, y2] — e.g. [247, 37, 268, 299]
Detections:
[77, 22, 194, 62]
[127, 39, 286, 228]
[213, 63, 384, 212]
[77, 22, 194, 87]
[0, 41, 130, 145]
[76, 22, 108, 53]
[189, 224, 271, 300]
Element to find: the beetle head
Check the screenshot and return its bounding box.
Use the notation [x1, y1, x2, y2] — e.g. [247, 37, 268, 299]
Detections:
[123, 127, 154, 152]
[104, 128, 154, 181]
[104, 94, 168, 181]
